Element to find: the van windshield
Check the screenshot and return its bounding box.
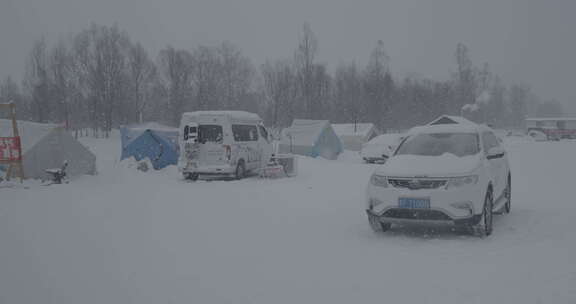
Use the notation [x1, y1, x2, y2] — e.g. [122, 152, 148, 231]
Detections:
[395, 133, 479, 157]
[198, 125, 223, 144]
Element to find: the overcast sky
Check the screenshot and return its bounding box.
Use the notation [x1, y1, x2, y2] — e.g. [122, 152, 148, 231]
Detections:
[1, 0, 575, 112]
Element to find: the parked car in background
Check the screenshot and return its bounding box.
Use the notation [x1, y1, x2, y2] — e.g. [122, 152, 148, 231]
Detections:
[526, 117, 576, 140]
[360, 133, 402, 164]
[365, 122, 511, 236]
[178, 111, 273, 181]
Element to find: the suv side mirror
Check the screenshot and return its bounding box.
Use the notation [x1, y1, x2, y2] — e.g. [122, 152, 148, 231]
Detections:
[487, 146, 505, 160]
[382, 145, 393, 159]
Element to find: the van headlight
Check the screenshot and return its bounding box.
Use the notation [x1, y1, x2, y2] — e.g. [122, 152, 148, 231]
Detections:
[370, 174, 388, 187]
[446, 175, 478, 189]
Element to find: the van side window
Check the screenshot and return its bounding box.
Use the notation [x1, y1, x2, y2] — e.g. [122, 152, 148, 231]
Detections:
[258, 125, 269, 142]
[183, 126, 198, 141]
[198, 125, 223, 144]
[232, 125, 259, 142]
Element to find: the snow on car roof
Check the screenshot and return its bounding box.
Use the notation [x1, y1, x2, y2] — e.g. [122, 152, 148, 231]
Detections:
[408, 123, 486, 136]
[376, 153, 481, 176]
[428, 115, 476, 126]
[182, 111, 261, 121]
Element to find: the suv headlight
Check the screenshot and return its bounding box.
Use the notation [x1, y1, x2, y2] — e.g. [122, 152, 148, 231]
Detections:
[370, 174, 388, 187]
[446, 175, 478, 189]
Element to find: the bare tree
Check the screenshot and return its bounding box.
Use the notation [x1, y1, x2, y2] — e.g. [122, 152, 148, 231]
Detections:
[189, 46, 220, 111]
[96, 25, 130, 136]
[334, 62, 363, 123]
[294, 23, 318, 118]
[49, 40, 75, 127]
[364, 40, 393, 128]
[509, 84, 529, 128]
[9, 23, 553, 134]
[261, 60, 297, 127]
[24, 38, 51, 122]
[454, 43, 478, 110]
[127, 42, 156, 124]
[217, 42, 254, 110]
[486, 76, 507, 126]
[158, 46, 193, 124]
[0, 77, 26, 119]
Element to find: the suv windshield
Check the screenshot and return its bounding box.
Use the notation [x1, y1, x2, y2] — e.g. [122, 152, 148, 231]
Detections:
[395, 133, 479, 157]
[198, 125, 223, 144]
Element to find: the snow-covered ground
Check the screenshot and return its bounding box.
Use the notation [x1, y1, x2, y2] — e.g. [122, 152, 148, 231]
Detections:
[1, 134, 576, 304]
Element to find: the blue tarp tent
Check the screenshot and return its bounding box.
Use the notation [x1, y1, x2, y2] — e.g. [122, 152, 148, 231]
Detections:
[279, 119, 343, 160]
[120, 123, 179, 170]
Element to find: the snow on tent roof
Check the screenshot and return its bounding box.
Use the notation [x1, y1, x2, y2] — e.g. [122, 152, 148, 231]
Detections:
[0, 119, 59, 153]
[428, 115, 475, 126]
[283, 119, 330, 146]
[332, 123, 375, 138]
[120, 122, 178, 148]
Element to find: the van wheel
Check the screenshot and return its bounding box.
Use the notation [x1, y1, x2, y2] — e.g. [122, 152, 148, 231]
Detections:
[185, 173, 199, 181]
[235, 161, 246, 180]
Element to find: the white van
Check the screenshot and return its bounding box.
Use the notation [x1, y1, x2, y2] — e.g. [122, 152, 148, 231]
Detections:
[178, 111, 273, 180]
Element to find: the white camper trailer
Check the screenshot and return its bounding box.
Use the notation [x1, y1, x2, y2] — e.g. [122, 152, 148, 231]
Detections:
[178, 111, 273, 180]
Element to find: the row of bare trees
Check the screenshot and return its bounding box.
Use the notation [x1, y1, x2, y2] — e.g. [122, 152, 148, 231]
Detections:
[0, 23, 562, 135]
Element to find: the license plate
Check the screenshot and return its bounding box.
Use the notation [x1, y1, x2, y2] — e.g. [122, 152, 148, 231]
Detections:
[398, 197, 430, 209]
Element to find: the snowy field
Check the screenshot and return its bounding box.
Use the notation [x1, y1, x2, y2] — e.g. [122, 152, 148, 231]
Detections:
[2, 134, 576, 304]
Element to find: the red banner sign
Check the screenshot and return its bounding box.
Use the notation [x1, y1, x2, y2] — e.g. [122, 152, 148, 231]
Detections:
[0, 136, 22, 162]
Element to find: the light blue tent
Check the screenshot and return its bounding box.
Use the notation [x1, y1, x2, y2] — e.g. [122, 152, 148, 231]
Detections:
[279, 119, 343, 160]
[120, 123, 179, 170]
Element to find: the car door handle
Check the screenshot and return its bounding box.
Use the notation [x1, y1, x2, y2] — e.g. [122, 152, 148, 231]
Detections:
[487, 153, 505, 160]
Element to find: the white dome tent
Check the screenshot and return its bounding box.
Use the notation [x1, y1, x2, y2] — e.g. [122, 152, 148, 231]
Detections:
[0, 119, 96, 180]
[332, 123, 380, 151]
[279, 119, 343, 160]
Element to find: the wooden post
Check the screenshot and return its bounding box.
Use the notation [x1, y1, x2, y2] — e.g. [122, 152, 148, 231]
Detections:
[0, 102, 24, 182]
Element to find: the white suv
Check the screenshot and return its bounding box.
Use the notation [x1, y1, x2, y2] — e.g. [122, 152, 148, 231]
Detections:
[365, 123, 511, 236]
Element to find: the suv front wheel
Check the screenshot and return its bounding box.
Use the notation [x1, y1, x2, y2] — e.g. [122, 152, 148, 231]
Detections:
[474, 190, 494, 237]
[504, 175, 511, 214]
[368, 213, 391, 232]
